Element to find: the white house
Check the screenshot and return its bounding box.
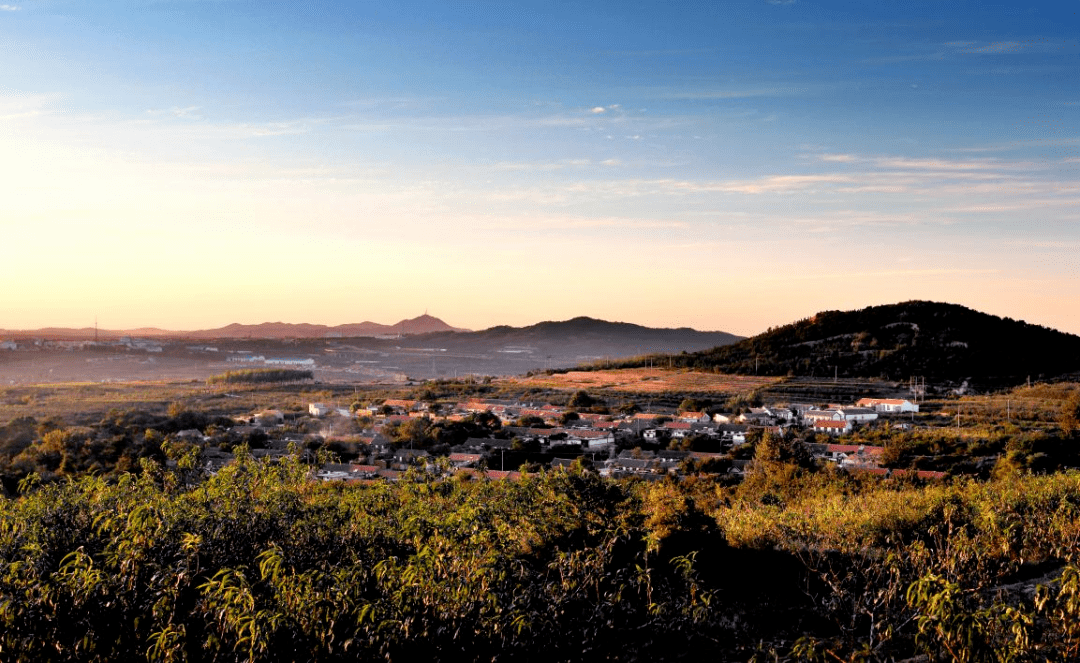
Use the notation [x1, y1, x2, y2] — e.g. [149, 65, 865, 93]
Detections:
[836, 407, 879, 424]
[804, 409, 844, 423]
[813, 420, 852, 436]
[765, 407, 795, 422]
[309, 403, 332, 417]
[857, 398, 919, 413]
[678, 411, 712, 423]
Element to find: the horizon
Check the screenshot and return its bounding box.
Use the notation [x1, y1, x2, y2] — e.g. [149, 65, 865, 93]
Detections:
[2, 2, 1078, 337]
[4, 299, 1080, 339]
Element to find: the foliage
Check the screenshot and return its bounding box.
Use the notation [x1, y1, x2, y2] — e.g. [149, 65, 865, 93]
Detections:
[207, 369, 314, 385]
[5, 385, 1080, 661]
[0, 459, 734, 661]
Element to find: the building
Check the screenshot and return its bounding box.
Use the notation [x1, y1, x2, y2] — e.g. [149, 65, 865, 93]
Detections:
[836, 407, 879, 424]
[813, 420, 853, 436]
[804, 409, 844, 423]
[856, 398, 919, 413]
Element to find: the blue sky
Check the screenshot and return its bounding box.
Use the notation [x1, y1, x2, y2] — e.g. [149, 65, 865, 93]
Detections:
[1, 0, 1077, 335]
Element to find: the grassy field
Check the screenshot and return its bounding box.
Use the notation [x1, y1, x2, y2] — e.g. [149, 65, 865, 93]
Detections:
[0, 381, 393, 426]
[501, 368, 782, 395]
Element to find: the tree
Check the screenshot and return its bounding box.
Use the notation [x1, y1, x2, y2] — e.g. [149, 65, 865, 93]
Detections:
[568, 390, 595, 409]
[466, 411, 502, 433]
[390, 418, 433, 449]
[1060, 392, 1080, 435]
[678, 398, 710, 413]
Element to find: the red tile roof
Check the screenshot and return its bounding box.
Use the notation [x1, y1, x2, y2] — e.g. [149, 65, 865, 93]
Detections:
[825, 443, 860, 452]
[449, 453, 483, 463]
[484, 470, 523, 480]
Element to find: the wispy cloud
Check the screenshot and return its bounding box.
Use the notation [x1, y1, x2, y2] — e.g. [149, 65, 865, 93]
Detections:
[147, 106, 203, 119]
[818, 153, 859, 162]
[789, 210, 957, 230]
[0, 92, 56, 120]
[600, 48, 713, 57]
[488, 158, 614, 172]
[717, 174, 854, 193]
[875, 157, 1022, 171]
[962, 41, 1029, 54]
[478, 215, 690, 233]
[248, 121, 309, 137]
[863, 52, 947, 64]
[590, 104, 620, 114]
[550, 152, 1077, 203]
[658, 86, 806, 100]
[947, 38, 1076, 56]
[816, 153, 1042, 172]
[0, 5, 20, 11]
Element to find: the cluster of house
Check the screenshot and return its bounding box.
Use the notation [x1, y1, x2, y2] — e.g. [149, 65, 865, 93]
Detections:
[169, 394, 934, 484]
[296, 395, 931, 483]
[735, 398, 919, 436]
[805, 442, 944, 480]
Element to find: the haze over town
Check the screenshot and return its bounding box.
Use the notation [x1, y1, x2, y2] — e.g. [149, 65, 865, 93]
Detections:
[1, 1, 1078, 336]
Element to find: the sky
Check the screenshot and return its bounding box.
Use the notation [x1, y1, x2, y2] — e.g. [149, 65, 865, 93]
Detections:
[1, 0, 1078, 337]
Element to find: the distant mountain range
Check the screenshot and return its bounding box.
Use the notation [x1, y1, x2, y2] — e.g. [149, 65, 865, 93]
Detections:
[0, 315, 743, 364]
[607, 301, 1080, 384]
[0, 314, 465, 340]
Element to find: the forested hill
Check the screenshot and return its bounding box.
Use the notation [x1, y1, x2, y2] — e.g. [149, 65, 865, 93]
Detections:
[416, 316, 742, 358]
[605, 301, 1080, 384]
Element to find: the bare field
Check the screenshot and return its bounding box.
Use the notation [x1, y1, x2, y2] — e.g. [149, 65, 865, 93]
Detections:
[0, 381, 381, 425]
[501, 369, 782, 394]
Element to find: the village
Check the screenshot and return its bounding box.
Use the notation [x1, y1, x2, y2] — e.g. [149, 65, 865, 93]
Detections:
[173, 393, 946, 484]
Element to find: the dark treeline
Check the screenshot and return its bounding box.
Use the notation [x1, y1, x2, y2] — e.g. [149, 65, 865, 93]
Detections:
[207, 369, 314, 385]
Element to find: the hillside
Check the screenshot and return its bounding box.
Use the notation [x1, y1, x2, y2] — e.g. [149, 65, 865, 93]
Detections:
[611, 301, 1080, 384]
[414, 316, 742, 360]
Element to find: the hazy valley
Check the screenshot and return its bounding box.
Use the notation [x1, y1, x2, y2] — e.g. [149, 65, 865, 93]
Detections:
[0, 315, 742, 385]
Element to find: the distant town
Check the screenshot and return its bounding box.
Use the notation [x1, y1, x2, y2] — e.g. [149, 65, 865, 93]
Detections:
[177, 391, 947, 486]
